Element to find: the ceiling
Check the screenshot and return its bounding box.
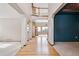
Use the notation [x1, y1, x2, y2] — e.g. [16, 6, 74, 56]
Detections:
[0, 3, 22, 18]
[32, 3, 48, 17]
[62, 3, 79, 12]
[33, 3, 48, 8]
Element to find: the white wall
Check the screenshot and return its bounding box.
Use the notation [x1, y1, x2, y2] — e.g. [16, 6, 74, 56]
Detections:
[21, 16, 28, 46]
[0, 3, 22, 18]
[17, 3, 32, 22]
[17, 3, 32, 41]
[0, 3, 32, 46]
[30, 18, 32, 39]
[48, 3, 65, 45]
[8, 3, 32, 44]
[0, 18, 21, 42]
[0, 17, 27, 43]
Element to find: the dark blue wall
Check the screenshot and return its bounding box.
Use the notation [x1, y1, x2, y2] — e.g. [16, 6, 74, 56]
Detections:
[54, 12, 79, 42]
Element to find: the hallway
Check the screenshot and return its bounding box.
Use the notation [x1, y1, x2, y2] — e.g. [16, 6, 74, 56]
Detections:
[16, 35, 59, 56]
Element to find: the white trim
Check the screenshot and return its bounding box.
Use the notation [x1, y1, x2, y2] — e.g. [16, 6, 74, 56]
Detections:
[48, 3, 66, 45]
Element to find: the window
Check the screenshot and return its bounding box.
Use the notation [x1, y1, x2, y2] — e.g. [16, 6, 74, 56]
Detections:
[37, 27, 41, 32]
[42, 27, 48, 31]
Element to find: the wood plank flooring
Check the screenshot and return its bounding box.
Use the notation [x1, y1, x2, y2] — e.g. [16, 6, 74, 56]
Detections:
[16, 35, 59, 56]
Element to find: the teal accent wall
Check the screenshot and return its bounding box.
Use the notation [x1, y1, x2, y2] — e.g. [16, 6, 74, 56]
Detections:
[54, 12, 79, 42]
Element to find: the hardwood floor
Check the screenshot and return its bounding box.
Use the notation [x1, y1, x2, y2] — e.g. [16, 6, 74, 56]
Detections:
[16, 35, 59, 56]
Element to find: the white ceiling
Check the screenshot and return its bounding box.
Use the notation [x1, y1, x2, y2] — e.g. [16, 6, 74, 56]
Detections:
[35, 19, 48, 23]
[17, 3, 32, 17]
[0, 3, 22, 18]
[33, 3, 48, 8]
[48, 3, 66, 17]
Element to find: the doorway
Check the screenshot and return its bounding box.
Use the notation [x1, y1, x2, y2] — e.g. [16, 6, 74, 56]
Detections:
[36, 26, 48, 36]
